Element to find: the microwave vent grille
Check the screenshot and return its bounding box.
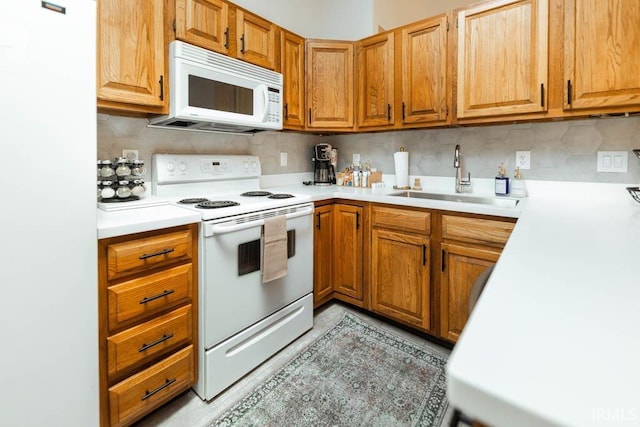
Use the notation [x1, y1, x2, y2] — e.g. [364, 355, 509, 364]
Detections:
[173, 41, 282, 87]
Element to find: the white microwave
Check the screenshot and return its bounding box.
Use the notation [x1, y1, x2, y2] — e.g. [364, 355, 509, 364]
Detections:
[149, 41, 283, 133]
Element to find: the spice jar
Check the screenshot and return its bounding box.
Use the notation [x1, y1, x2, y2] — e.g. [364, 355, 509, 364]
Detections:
[99, 180, 116, 199]
[99, 160, 115, 178]
[116, 180, 131, 198]
[131, 179, 145, 196]
[131, 160, 146, 176]
[115, 157, 131, 177]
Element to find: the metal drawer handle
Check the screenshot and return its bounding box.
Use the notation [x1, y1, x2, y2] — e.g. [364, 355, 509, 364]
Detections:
[139, 248, 175, 260]
[141, 378, 176, 401]
[139, 333, 174, 353]
[139, 289, 175, 304]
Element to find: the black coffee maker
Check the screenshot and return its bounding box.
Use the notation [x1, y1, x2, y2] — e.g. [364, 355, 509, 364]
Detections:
[313, 143, 336, 185]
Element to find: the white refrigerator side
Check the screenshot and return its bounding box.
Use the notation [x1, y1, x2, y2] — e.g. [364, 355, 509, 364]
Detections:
[0, 2, 98, 426]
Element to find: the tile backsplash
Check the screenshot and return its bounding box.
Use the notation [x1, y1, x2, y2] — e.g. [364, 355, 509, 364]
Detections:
[98, 114, 640, 184]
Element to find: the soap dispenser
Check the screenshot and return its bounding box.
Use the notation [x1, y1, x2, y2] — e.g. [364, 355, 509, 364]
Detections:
[495, 162, 509, 196]
[510, 167, 527, 198]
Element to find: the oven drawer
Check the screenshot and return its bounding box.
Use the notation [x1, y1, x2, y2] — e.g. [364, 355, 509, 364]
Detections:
[107, 264, 193, 331]
[107, 230, 193, 280]
[107, 305, 193, 380]
[108, 345, 195, 427]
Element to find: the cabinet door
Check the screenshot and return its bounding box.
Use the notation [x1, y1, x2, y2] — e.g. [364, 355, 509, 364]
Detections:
[281, 30, 305, 129]
[456, 0, 548, 118]
[175, 0, 229, 55]
[236, 10, 276, 70]
[400, 15, 449, 125]
[333, 205, 364, 300]
[564, 0, 640, 110]
[313, 205, 333, 306]
[97, 0, 166, 110]
[440, 243, 501, 343]
[371, 229, 430, 331]
[357, 32, 394, 128]
[306, 41, 355, 129]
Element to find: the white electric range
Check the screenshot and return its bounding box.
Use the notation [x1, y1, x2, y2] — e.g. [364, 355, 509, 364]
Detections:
[153, 153, 314, 401]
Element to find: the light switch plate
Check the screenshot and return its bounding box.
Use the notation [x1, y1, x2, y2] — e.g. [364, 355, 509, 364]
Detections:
[280, 152, 287, 167]
[597, 151, 628, 173]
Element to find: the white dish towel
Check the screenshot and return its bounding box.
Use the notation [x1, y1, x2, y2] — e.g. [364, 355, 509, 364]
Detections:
[262, 215, 288, 283]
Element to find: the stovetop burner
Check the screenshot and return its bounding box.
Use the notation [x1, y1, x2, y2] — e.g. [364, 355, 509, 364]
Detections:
[178, 198, 209, 204]
[240, 191, 273, 197]
[268, 193, 294, 199]
[196, 200, 241, 209]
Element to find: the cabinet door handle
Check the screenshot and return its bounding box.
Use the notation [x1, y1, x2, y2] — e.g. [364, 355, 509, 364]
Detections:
[567, 80, 573, 106]
[139, 333, 174, 352]
[356, 212, 360, 230]
[422, 244, 427, 266]
[159, 75, 164, 101]
[224, 27, 229, 49]
[387, 104, 391, 121]
[540, 83, 545, 107]
[316, 213, 321, 230]
[441, 249, 446, 272]
[139, 248, 175, 260]
[401, 102, 406, 120]
[141, 378, 176, 401]
[284, 103, 289, 119]
[240, 34, 246, 54]
[139, 289, 175, 304]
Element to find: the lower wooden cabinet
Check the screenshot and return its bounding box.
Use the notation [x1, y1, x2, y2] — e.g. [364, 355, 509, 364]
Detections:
[370, 205, 432, 332]
[98, 224, 198, 427]
[313, 204, 333, 306]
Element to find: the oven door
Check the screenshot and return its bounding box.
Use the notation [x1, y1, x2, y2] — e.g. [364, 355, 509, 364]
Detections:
[201, 204, 313, 349]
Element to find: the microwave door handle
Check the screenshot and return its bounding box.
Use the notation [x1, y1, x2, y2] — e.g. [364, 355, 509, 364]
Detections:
[260, 85, 269, 122]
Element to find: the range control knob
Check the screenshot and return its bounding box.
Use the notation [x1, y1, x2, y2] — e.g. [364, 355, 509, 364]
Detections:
[243, 161, 249, 169]
[178, 162, 187, 172]
[250, 161, 257, 169]
[167, 161, 176, 172]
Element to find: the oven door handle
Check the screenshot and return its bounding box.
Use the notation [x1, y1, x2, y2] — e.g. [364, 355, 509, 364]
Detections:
[206, 206, 314, 235]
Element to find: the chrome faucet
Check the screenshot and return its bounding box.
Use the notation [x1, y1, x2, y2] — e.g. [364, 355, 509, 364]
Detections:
[454, 144, 472, 193]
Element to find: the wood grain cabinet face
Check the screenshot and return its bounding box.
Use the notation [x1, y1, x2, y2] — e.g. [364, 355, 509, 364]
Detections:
[357, 32, 395, 128]
[306, 41, 355, 129]
[313, 205, 333, 306]
[175, 0, 230, 55]
[236, 9, 277, 70]
[332, 204, 364, 301]
[97, 0, 166, 111]
[564, 0, 640, 111]
[400, 15, 449, 125]
[456, 0, 548, 119]
[281, 30, 306, 129]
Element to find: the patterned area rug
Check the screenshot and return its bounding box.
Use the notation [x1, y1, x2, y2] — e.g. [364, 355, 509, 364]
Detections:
[209, 313, 449, 427]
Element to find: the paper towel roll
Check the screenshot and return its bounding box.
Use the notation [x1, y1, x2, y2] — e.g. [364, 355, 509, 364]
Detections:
[394, 151, 409, 188]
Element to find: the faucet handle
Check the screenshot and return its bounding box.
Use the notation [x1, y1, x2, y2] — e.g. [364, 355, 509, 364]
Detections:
[461, 172, 471, 184]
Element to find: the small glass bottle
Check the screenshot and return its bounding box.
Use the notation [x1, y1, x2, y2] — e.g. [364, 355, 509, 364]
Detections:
[115, 157, 131, 177]
[99, 180, 116, 199]
[131, 179, 146, 196]
[116, 180, 131, 198]
[99, 160, 115, 178]
[131, 160, 146, 176]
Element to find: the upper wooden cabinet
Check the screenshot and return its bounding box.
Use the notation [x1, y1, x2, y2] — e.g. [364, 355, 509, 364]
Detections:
[564, 0, 640, 111]
[236, 9, 277, 70]
[175, 0, 230, 55]
[356, 32, 395, 129]
[398, 15, 451, 126]
[306, 40, 355, 130]
[97, 0, 167, 113]
[456, 0, 548, 119]
[280, 29, 306, 129]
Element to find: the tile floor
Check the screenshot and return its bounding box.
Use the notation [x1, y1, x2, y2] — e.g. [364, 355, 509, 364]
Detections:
[133, 302, 454, 427]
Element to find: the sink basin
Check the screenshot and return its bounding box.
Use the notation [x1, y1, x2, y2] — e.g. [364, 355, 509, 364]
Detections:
[388, 191, 520, 208]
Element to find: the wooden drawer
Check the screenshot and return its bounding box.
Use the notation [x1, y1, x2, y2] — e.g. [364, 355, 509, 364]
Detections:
[108, 345, 195, 427]
[107, 230, 193, 280]
[107, 305, 193, 380]
[442, 215, 515, 247]
[107, 264, 193, 331]
[372, 205, 431, 235]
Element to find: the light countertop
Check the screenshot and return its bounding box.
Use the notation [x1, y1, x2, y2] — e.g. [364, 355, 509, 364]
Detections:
[97, 174, 640, 426]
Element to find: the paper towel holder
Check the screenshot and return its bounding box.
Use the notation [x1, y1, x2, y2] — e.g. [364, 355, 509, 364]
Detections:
[393, 147, 412, 190]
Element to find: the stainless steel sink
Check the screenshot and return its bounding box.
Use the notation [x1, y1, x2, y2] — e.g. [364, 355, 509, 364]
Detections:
[388, 191, 520, 208]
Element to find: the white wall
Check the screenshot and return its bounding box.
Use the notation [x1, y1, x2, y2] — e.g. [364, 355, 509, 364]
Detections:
[372, 0, 478, 32]
[321, 0, 373, 40]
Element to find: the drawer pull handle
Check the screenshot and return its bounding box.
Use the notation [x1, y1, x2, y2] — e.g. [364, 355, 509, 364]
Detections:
[141, 378, 176, 401]
[139, 289, 175, 304]
[139, 248, 175, 260]
[139, 333, 174, 352]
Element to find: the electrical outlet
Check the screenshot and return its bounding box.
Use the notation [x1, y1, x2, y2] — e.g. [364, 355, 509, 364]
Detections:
[122, 149, 138, 161]
[515, 151, 531, 170]
[280, 152, 287, 167]
[597, 151, 628, 172]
